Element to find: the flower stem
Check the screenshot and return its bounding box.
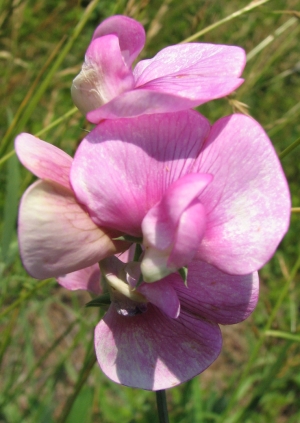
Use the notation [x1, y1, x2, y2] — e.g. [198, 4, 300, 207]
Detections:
[156, 390, 170, 423]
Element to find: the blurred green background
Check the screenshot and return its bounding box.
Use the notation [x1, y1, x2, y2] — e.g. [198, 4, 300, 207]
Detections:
[0, 0, 300, 422]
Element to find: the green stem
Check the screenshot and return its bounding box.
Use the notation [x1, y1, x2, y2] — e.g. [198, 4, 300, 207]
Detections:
[279, 136, 300, 159]
[180, 0, 270, 43]
[156, 390, 170, 423]
[0, 278, 54, 320]
[57, 343, 97, 423]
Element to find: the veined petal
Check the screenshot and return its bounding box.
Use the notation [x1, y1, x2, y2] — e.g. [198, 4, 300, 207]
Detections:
[71, 110, 210, 235]
[71, 35, 134, 115]
[194, 114, 291, 274]
[15, 133, 72, 189]
[95, 304, 221, 390]
[92, 15, 145, 67]
[134, 43, 245, 83]
[167, 260, 259, 324]
[18, 180, 119, 279]
[57, 264, 101, 294]
[133, 43, 245, 102]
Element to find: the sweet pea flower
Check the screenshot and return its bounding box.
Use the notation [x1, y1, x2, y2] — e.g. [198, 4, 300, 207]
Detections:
[16, 110, 290, 390]
[71, 15, 246, 122]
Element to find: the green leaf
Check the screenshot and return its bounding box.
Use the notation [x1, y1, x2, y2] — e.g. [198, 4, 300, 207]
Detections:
[85, 293, 111, 308]
[1, 155, 20, 263]
[178, 267, 188, 286]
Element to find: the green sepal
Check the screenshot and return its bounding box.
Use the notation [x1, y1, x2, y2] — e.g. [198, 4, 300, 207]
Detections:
[178, 267, 188, 286]
[113, 234, 143, 243]
[85, 293, 111, 308]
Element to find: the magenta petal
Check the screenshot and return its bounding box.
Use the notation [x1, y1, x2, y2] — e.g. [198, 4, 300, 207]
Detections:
[57, 264, 101, 294]
[71, 110, 210, 235]
[138, 280, 180, 318]
[95, 304, 221, 390]
[71, 35, 134, 115]
[15, 133, 72, 189]
[92, 15, 145, 67]
[18, 180, 118, 279]
[168, 260, 259, 324]
[195, 114, 291, 274]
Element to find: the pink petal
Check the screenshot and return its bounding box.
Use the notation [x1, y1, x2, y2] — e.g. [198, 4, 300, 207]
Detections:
[142, 174, 212, 250]
[167, 260, 259, 324]
[57, 264, 101, 294]
[86, 89, 201, 122]
[71, 35, 134, 115]
[71, 110, 210, 236]
[92, 15, 145, 67]
[134, 43, 245, 83]
[138, 280, 180, 318]
[15, 133, 72, 189]
[94, 303, 221, 390]
[194, 114, 291, 274]
[18, 180, 119, 279]
[141, 173, 212, 281]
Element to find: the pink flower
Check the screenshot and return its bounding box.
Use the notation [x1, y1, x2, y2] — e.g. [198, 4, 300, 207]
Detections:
[16, 110, 290, 390]
[71, 15, 246, 123]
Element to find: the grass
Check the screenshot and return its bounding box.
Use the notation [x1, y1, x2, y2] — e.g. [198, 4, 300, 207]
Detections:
[1, 0, 300, 422]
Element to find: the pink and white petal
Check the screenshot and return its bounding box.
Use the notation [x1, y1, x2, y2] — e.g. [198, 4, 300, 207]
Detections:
[86, 89, 206, 122]
[18, 180, 119, 279]
[142, 173, 212, 250]
[168, 202, 207, 268]
[15, 133, 72, 189]
[138, 280, 180, 318]
[134, 43, 246, 83]
[141, 202, 207, 282]
[167, 260, 259, 325]
[57, 264, 101, 294]
[95, 303, 221, 390]
[194, 114, 291, 274]
[92, 15, 145, 67]
[71, 110, 210, 235]
[72, 35, 134, 115]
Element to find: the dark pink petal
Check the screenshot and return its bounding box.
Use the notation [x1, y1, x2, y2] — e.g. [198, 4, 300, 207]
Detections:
[18, 180, 119, 279]
[92, 15, 145, 67]
[194, 114, 291, 274]
[71, 35, 134, 115]
[71, 110, 210, 235]
[94, 303, 221, 390]
[167, 260, 259, 324]
[57, 264, 101, 294]
[15, 133, 72, 189]
[138, 280, 180, 318]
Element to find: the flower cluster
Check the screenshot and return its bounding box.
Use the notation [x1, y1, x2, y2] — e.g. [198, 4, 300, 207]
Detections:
[16, 15, 290, 390]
